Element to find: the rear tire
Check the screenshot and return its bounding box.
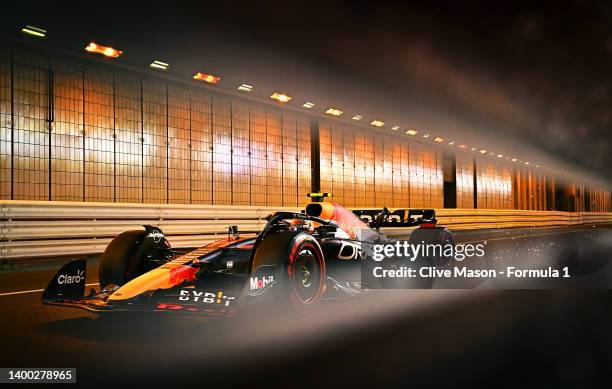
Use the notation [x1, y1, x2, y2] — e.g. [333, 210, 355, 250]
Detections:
[409, 227, 455, 267]
[99, 230, 146, 289]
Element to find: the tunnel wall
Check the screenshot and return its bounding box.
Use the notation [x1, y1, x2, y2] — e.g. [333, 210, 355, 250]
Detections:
[318, 120, 443, 208]
[0, 45, 610, 211]
[455, 153, 475, 209]
[0, 47, 312, 207]
[514, 167, 547, 210]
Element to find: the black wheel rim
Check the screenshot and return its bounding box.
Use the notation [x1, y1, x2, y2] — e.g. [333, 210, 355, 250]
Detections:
[292, 248, 321, 304]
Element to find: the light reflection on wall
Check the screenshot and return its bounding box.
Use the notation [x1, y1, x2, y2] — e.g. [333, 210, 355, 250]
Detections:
[0, 48, 318, 206]
[476, 158, 513, 209]
[0, 47, 609, 211]
[514, 167, 547, 210]
[320, 121, 443, 208]
[455, 152, 474, 208]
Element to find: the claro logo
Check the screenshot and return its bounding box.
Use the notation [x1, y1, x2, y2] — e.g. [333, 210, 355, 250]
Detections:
[57, 269, 84, 285]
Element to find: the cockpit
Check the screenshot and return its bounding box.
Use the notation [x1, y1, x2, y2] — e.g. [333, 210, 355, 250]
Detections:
[305, 202, 375, 241]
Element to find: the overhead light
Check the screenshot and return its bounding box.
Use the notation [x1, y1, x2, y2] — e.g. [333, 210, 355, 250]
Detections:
[489, 152, 494, 156]
[238, 83, 253, 92]
[406, 129, 418, 136]
[270, 92, 292, 103]
[458, 144, 466, 149]
[85, 42, 122, 58]
[325, 107, 343, 116]
[302, 102, 314, 108]
[391, 125, 400, 131]
[150, 60, 170, 70]
[497, 154, 503, 158]
[536, 164, 541, 168]
[21, 25, 46, 38]
[422, 134, 430, 138]
[479, 149, 487, 154]
[524, 161, 530, 165]
[448, 141, 455, 145]
[352, 115, 362, 121]
[194, 72, 220, 84]
[434, 137, 444, 143]
[370, 120, 385, 127]
[471, 147, 477, 151]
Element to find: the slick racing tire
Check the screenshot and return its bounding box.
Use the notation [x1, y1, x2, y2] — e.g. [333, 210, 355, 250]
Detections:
[250, 230, 327, 309]
[398, 227, 455, 289]
[99, 230, 147, 289]
[409, 227, 455, 267]
[286, 236, 326, 308]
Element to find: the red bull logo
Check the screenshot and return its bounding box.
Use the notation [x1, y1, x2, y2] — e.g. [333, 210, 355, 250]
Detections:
[169, 265, 198, 285]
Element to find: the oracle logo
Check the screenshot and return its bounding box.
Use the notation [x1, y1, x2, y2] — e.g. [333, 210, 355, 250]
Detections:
[338, 241, 364, 260]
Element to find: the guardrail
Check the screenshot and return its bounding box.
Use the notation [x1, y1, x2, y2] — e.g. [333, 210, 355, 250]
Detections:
[2, 200, 612, 260]
[0, 201, 297, 260]
[435, 208, 612, 230]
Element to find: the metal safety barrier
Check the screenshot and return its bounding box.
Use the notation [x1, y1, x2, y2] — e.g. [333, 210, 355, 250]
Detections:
[2, 201, 612, 260]
[0, 201, 296, 260]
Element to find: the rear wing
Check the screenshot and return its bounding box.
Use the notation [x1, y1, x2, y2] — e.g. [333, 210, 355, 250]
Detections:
[353, 208, 436, 228]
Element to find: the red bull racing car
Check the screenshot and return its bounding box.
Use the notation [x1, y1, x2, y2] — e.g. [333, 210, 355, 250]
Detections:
[42, 194, 454, 316]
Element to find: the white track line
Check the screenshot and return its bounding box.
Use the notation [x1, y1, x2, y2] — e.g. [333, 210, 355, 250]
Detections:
[0, 283, 99, 297]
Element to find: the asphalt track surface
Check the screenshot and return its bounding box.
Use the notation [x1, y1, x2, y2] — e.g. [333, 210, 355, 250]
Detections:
[1, 224, 612, 388]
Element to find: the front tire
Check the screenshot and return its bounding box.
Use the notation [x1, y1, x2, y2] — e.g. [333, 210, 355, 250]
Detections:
[99, 230, 146, 289]
[287, 237, 326, 307]
[249, 230, 327, 309]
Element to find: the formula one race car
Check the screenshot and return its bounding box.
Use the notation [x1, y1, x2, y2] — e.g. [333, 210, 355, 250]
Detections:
[42, 194, 455, 316]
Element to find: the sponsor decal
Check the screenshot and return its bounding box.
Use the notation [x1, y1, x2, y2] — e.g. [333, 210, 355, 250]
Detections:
[156, 303, 236, 316]
[57, 269, 84, 285]
[250, 275, 274, 291]
[147, 230, 165, 243]
[169, 265, 198, 285]
[178, 289, 236, 307]
[338, 241, 365, 260]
